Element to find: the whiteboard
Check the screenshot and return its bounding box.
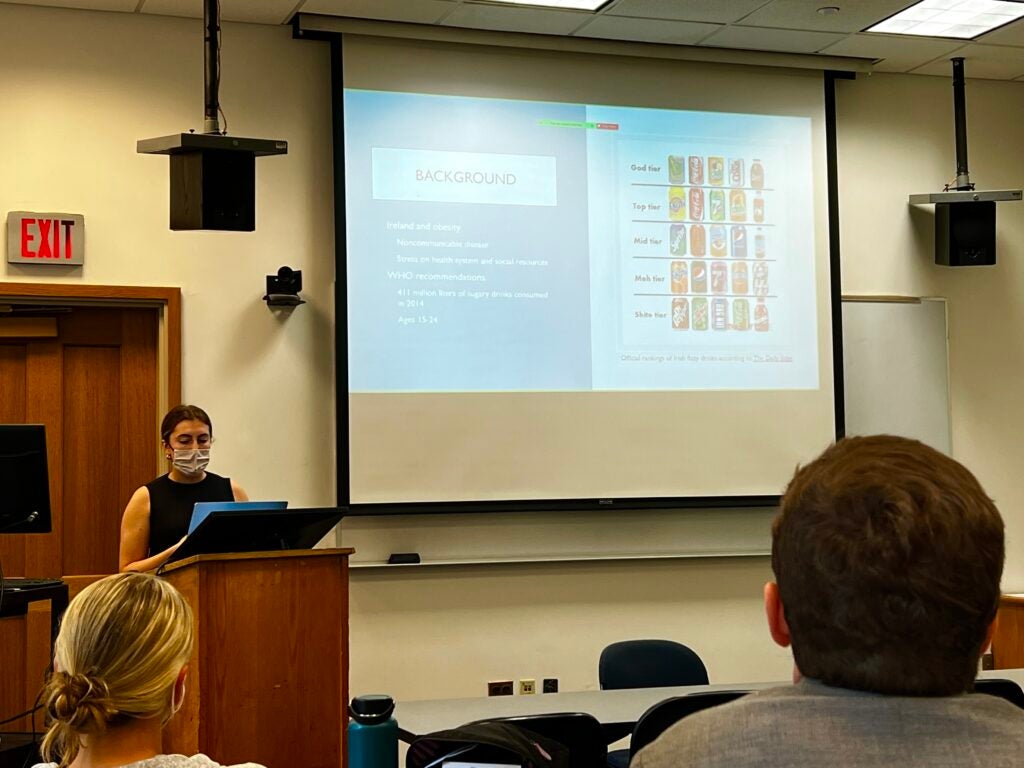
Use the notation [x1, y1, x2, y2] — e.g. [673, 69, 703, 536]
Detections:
[340, 297, 950, 566]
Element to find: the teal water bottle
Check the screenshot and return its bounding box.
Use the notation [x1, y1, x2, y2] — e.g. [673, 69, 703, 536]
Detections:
[349, 694, 398, 768]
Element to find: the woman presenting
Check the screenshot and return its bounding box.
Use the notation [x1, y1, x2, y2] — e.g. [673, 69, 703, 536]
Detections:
[119, 405, 248, 572]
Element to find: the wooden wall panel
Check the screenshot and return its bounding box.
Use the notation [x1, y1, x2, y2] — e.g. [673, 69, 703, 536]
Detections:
[0, 344, 28, 575]
[62, 346, 121, 575]
[25, 342, 62, 578]
[120, 310, 159, 513]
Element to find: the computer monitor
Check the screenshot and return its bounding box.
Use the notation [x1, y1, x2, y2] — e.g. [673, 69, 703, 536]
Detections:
[165, 507, 345, 566]
[0, 424, 52, 534]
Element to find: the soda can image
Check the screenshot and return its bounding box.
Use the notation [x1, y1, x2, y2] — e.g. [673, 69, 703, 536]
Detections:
[751, 159, 765, 189]
[731, 262, 748, 294]
[732, 225, 747, 259]
[729, 158, 745, 187]
[753, 193, 765, 223]
[755, 229, 766, 259]
[691, 260, 708, 294]
[689, 155, 704, 185]
[668, 155, 685, 184]
[689, 187, 704, 220]
[733, 298, 751, 331]
[672, 297, 690, 330]
[711, 261, 728, 294]
[709, 157, 725, 186]
[753, 262, 769, 296]
[710, 225, 727, 258]
[712, 298, 728, 331]
[755, 298, 769, 332]
[693, 297, 709, 331]
[669, 186, 687, 220]
[671, 261, 688, 294]
[730, 189, 747, 222]
[690, 224, 707, 256]
[710, 189, 725, 222]
[670, 223, 687, 255]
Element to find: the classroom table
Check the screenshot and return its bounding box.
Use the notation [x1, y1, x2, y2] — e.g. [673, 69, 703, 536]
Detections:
[394, 668, 1024, 742]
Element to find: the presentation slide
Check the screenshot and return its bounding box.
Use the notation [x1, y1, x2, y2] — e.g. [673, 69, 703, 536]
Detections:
[345, 90, 818, 394]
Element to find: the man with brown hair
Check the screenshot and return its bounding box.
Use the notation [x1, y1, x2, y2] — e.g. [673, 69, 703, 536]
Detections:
[634, 435, 1024, 768]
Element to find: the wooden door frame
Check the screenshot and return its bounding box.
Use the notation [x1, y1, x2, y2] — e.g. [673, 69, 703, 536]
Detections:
[0, 282, 182, 420]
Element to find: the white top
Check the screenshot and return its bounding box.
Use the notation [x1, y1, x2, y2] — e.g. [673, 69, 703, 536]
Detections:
[33, 754, 266, 768]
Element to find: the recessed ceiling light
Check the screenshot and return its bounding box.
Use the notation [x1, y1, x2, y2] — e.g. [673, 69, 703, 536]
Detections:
[818, 6, 841, 15]
[866, 0, 1024, 39]
[476, 0, 612, 9]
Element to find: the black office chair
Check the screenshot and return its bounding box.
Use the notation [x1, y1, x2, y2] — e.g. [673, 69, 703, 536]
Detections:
[974, 678, 1024, 709]
[470, 712, 608, 768]
[599, 640, 709, 691]
[599, 640, 711, 768]
[628, 691, 749, 762]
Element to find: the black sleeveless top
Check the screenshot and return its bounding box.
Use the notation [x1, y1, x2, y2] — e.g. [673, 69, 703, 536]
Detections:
[145, 472, 234, 555]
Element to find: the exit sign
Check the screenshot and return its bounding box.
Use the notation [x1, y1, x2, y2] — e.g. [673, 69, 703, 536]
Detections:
[7, 212, 85, 265]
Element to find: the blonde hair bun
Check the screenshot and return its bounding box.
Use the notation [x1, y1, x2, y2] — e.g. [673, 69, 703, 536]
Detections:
[47, 671, 118, 732]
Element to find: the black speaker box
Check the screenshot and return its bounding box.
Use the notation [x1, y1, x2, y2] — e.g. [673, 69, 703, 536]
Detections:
[169, 150, 255, 231]
[935, 200, 996, 266]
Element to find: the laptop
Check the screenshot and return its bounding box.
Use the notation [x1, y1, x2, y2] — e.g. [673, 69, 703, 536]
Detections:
[188, 500, 288, 535]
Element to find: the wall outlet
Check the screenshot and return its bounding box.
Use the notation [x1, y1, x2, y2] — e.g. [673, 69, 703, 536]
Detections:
[542, 678, 559, 694]
[519, 678, 536, 695]
[981, 652, 995, 670]
[488, 680, 514, 696]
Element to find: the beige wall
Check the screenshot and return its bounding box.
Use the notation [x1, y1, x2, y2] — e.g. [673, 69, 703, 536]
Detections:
[4, 3, 1023, 704]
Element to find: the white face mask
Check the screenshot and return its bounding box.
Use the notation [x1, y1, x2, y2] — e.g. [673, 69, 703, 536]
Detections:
[172, 448, 210, 476]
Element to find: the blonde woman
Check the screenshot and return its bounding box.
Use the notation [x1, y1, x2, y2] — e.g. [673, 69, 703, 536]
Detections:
[33, 573, 264, 768]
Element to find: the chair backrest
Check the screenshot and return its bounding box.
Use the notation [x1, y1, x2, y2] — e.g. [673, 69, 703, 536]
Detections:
[470, 712, 608, 768]
[974, 678, 1024, 709]
[629, 691, 749, 760]
[599, 640, 709, 690]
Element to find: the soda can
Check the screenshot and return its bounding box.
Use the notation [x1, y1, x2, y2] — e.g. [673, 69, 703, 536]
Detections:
[710, 189, 725, 222]
[711, 261, 728, 294]
[710, 225, 727, 258]
[690, 224, 707, 256]
[731, 262, 748, 294]
[731, 225, 747, 259]
[669, 186, 687, 220]
[691, 260, 708, 294]
[729, 158, 745, 187]
[753, 192, 765, 223]
[670, 261, 688, 294]
[709, 157, 725, 186]
[712, 298, 728, 331]
[689, 187, 704, 220]
[755, 298, 769, 332]
[689, 155, 704, 186]
[668, 155, 685, 184]
[755, 228, 766, 259]
[693, 297, 709, 331]
[733, 298, 750, 330]
[753, 262, 769, 296]
[751, 159, 765, 189]
[672, 297, 690, 330]
[730, 189, 746, 222]
[670, 223, 687, 256]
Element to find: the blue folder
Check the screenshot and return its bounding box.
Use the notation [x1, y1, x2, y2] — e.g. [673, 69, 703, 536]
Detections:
[188, 500, 288, 535]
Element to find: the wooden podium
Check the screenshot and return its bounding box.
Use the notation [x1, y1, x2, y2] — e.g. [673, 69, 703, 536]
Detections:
[993, 594, 1024, 669]
[161, 548, 352, 768]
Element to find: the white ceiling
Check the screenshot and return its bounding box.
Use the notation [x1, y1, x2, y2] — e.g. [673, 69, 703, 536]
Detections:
[7, 0, 1024, 80]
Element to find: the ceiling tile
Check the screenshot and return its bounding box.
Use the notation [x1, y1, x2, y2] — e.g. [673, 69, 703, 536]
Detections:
[910, 43, 1024, 79]
[699, 25, 846, 53]
[975, 17, 1024, 46]
[574, 15, 721, 45]
[441, 3, 590, 36]
[298, 0, 456, 25]
[603, 0, 773, 24]
[0, 0, 136, 11]
[737, 0, 917, 34]
[819, 32, 964, 72]
[141, 0, 297, 24]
